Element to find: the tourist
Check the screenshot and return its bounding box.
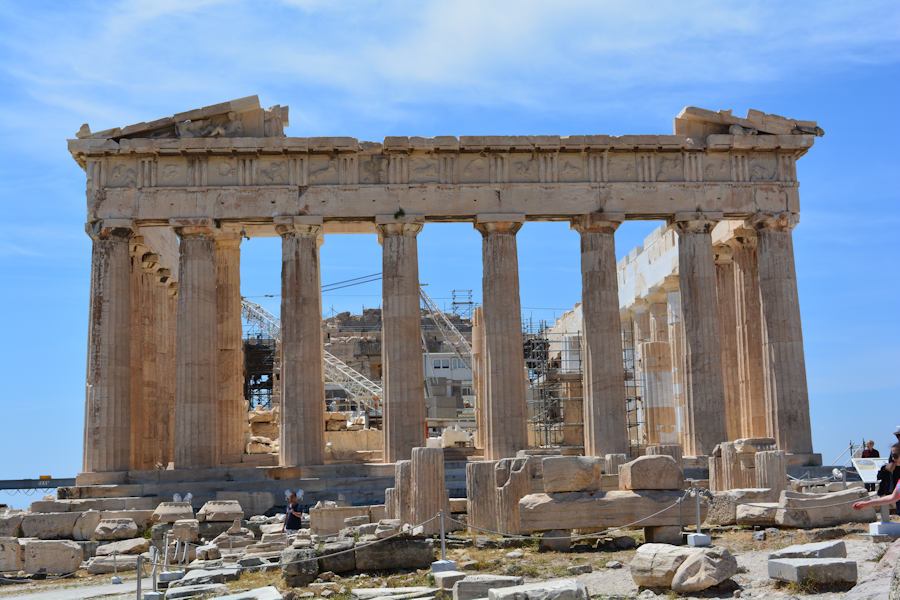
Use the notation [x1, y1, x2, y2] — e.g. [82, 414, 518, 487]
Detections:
[853, 476, 900, 511]
[872, 446, 900, 511]
[861, 440, 880, 458]
[284, 491, 304, 533]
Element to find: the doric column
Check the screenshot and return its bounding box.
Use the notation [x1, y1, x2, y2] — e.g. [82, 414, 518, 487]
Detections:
[662, 276, 688, 450]
[714, 244, 742, 441]
[172, 218, 219, 468]
[644, 291, 677, 445]
[671, 214, 727, 456]
[377, 219, 426, 463]
[475, 217, 528, 460]
[215, 229, 245, 465]
[750, 212, 813, 455]
[572, 214, 627, 456]
[277, 216, 326, 467]
[84, 220, 134, 473]
[160, 281, 178, 466]
[729, 228, 768, 438]
[129, 238, 170, 470]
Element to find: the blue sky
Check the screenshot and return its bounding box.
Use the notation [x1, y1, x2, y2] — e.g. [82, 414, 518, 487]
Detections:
[0, 1, 898, 507]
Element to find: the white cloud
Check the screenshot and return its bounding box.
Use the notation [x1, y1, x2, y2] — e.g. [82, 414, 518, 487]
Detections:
[0, 0, 897, 148]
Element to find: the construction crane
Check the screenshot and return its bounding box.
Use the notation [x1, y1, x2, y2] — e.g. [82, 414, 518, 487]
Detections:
[240, 299, 383, 414]
[419, 286, 472, 369]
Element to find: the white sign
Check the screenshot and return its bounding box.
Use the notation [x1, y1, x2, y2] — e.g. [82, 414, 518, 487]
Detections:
[852, 457, 888, 484]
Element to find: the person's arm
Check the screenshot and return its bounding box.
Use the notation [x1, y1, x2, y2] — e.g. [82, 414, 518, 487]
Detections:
[854, 481, 900, 510]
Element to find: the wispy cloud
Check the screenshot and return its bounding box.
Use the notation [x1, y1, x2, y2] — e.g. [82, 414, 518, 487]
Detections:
[0, 0, 897, 148]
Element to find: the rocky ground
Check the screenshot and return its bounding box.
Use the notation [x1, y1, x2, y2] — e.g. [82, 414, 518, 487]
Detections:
[1, 524, 894, 599]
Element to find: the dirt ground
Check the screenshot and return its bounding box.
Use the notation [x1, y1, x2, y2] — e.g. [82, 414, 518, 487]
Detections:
[0, 524, 891, 599]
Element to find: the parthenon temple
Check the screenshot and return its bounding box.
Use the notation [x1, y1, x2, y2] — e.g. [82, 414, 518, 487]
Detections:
[66, 96, 823, 503]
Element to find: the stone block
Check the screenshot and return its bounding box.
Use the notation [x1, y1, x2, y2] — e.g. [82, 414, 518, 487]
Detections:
[618, 455, 683, 491]
[705, 488, 775, 526]
[541, 456, 603, 493]
[538, 530, 571, 552]
[736, 502, 778, 526]
[21, 539, 82, 575]
[775, 488, 875, 529]
[0, 512, 24, 537]
[164, 583, 229, 598]
[435, 570, 467, 590]
[86, 554, 139, 574]
[99, 509, 154, 530]
[487, 580, 589, 600]
[169, 567, 241, 587]
[21, 512, 80, 539]
[768, 557, 857, 585]
[152, 502, 194, 524]
[215, 492, 275, 517]
[198, 500, 244, 522]
[281, 547, 318, 587]
[204, 586, 282, 600]
[449, 498, 467, 513]
[629, 543, 699, 588]
[453, 574, 524, 600]
[73, 510, 102, 541]
[96, 537, 149, 556]
[317, 539, 355, 574]
[355, 537, 434, 571]
[198, 520, 234, 541]
[197, 544, 221, 560]
[94, 518, 138, 540]
[310, 505, 370, 536]
[770, 540, 846, 560]
[518, 490, 691, 533]
[670, 546, 737, 593]
[172, 519, 200, 542]
[644, 525, 683, 545]
[0, 537, 23, 572]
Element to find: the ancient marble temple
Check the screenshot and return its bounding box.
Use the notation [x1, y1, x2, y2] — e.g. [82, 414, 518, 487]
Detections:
[68, 96, 822, 483]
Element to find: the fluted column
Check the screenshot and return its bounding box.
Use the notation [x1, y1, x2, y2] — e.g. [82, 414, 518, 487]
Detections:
[173, 219, 219, 468]
[277, 216, 325, 467]
[714, 244, 742, 441]
[662, 276, 688, 450]
[671, 214, 727, 456]
[644, 292, 676, 445]
[572, 214, 627, 456]
[84, 220, 134, 473]
[729, 228, 768, 438]
[475, 218, 528, 460]
[378, 220, 426, 463]
[215, 229, 245, 465]
[751, 212, 813, 455]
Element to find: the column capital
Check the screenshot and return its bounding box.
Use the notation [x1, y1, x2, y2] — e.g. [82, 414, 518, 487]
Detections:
[571, 212, 624, 234]
[274, 215, 323, 238]
[713, 243, 733, 265]
[670, 211, 722, 235]
[748, 211, 798, 233]
[474, 213, 524, 236]
[213, 223, 245, 248]
[376, 222, 423, 237]
[170, 217, 215, 237]
[86, 219, 135, 241]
